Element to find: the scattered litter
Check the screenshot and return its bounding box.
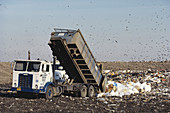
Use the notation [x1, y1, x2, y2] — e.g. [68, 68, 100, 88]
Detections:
[98, 69, 169, 98]
[97, 98, 105, 101]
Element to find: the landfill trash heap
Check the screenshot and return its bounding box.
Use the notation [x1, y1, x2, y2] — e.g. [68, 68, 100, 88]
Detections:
[97, 69, 170, 97]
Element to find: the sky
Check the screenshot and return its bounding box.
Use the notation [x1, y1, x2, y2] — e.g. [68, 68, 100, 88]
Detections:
[0, 0, 170, 62]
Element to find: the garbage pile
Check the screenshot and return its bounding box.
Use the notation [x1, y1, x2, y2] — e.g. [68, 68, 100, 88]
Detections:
[98, 69, 170, 97]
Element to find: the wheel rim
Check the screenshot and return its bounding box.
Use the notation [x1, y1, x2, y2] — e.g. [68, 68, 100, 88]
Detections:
[81, 85, 87, 97]
[88, 85, 94, 97]
[46, 86, 53, 99]
[48, 90, 52, 97]
[82, 89, 85, 93]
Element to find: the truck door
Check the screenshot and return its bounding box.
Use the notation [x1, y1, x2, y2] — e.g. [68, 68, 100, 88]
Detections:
[41, 64, 51, 86]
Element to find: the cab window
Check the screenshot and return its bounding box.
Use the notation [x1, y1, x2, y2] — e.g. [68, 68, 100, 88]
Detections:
[27, 62, 41, 72]
[42, 64, 44, 71]
[14, 61, 27, 71]
[46, 65, 49, 72]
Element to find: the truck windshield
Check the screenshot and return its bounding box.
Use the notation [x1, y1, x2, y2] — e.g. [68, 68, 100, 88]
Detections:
[14, 61, 27, 71]
[27, 62, 41, 72]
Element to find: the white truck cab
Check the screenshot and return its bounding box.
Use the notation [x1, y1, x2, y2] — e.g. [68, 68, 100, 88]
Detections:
[11, 59, 67, 94]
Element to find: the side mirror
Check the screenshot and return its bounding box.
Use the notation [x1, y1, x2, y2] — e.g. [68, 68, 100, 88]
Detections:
[41, 64, 46, 72]
[10, 62, 14, 70]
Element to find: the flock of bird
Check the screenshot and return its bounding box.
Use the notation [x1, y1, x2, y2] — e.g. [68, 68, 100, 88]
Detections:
[0, 2, 169, 62]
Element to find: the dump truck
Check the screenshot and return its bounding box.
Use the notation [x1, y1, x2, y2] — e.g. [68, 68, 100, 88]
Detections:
[11, 28, 107, 99]
[48, 28, 107, 97]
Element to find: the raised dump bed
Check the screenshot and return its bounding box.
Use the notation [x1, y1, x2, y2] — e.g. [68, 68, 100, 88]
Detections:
[49, 28, 106, 91]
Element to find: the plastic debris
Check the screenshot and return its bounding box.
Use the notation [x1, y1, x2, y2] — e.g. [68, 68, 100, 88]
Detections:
[98, 69, 169, 98]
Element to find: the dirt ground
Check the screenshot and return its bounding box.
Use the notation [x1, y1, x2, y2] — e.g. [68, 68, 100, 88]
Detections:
[0, 62, 169, 113]
[99, 61, 170, 71]
[0, 62, 12, 84]
[0, 83, 169, 113]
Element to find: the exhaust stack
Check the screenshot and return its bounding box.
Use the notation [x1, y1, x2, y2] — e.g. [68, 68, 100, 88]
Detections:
[28, 50, 30, 60]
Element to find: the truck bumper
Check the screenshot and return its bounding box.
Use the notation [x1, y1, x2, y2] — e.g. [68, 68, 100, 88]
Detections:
[11, 87, 45, 93]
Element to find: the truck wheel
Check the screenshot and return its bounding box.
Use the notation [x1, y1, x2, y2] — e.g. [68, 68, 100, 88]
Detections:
[88, 85, 95, 97]
[80, 85, 87, 97]
[56, 86, 62, 96]
[45, 85, 54, 100]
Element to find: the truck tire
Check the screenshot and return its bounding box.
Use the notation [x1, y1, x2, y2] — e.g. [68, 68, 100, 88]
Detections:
[80, 85, 87, 97]
[45, 85, 54, 100]
[88, 85, 95, 97]
[56, 86, 62, 96]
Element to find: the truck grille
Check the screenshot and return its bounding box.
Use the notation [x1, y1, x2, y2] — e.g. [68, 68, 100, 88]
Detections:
[19, 74, 33, 89]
